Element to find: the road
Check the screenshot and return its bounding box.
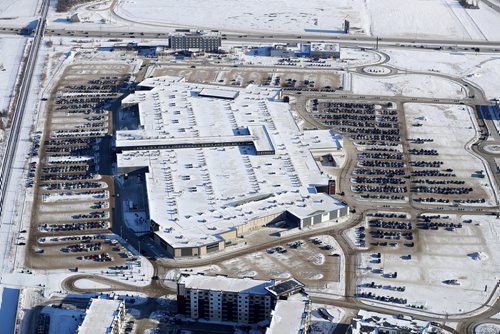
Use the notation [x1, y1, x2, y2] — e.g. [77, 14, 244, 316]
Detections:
[0, 1, 497, 331]
[53, 47, 500, 333]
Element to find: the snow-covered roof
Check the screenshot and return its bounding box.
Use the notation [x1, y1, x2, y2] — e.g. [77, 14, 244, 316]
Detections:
[78, 298, 123, 334]
[116, 76, 346, 248]
[178, 274, 272, 294]
[199, 87, 239, 99]
[310, 42, 340, 53]
[267, 293, 310, 334]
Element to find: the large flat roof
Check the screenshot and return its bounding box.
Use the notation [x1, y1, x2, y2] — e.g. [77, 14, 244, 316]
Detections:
[116, 76, 345, 248]
[267, 293, 310, 334]
[179, 274, 272, 295]
[78, 298, 122, 334]
[199, 87, 239, 99]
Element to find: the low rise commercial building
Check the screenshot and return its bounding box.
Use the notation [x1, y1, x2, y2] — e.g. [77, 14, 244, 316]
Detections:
[245, 43, 341, 59]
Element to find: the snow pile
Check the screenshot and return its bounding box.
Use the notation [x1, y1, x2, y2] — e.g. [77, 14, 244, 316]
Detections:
[272, 272, 291, 279]
[309, 253, 325, 266]
[303, 273, 323, 280]
[475, 323, 500, 334]
[237, 270, 257, 278]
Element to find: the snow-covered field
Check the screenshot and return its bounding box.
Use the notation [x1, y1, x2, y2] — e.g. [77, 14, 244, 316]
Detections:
[114, 0, 369, 34]
[0, 0, 39, 18]
[0, 37, 26, 114]
[367, 0, 500, 40]
[385, 49, 500, 100]
[58, 0, 500, 41]
[351, 73, 465, 99]
[357, 214, 500, 314]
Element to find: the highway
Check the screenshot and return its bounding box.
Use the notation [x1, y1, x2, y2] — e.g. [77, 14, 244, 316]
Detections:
[0, 2, 497, 332]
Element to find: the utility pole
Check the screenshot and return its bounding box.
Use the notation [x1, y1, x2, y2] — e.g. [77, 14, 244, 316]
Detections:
[375, 37, 379, 50]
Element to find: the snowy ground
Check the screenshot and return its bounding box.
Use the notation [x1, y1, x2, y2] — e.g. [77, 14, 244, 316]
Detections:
[54, 0, 500, 41]
[385, 49, 500, 100]
[404, 103, 497, 206]
[113, 0, 369, 34]
[475, 323, 500, 334]
[367, 0, 500, 40]
[351, 73, 466, 99]
[356, 214, 500, 314]
[0, 0, 40, 19]
[0, 37, 26, 114]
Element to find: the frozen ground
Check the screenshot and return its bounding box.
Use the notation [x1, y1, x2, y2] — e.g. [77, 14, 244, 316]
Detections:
[0, 37, 26, 114]
[475, 323, 500, 334]
[404, 103, 497, 206]
[385, 49, 500, 100]
[357, 214, 500, 314]
[367, 0, 500, 40]
[58, 0, 500, 41]
[351, 73, 465, 99]
[0, 0, 39, 18]
[113, 0, 369, 34]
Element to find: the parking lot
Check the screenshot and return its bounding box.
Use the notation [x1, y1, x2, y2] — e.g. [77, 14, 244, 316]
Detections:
[352, 213, 500, 314]
[151, 64, 341, 90]
[309, 100, 409, 202]
[172, 235, 341, 287]
[404, 103, 496, 206]
[25, 63, 132, 269]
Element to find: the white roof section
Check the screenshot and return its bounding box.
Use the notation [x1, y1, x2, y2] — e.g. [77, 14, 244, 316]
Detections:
[179, 274, 272, 294]
[199, 88, 239, 99]
[78, 299, 122, 334]
[267, 293, 310, 334]
[116, 76, 345, 248]
[248, 125, 275, 152]
[310, 42, 340, 53]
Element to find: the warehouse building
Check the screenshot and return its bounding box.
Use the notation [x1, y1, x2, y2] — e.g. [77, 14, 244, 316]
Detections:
[115, 76, 348, 258]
